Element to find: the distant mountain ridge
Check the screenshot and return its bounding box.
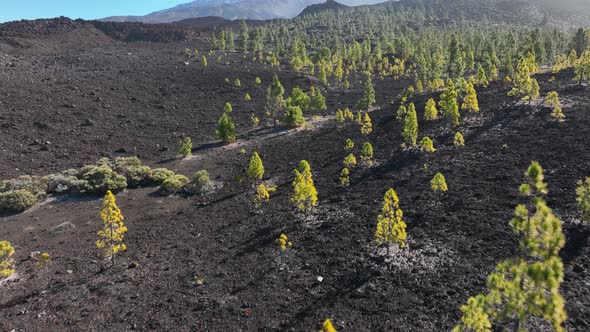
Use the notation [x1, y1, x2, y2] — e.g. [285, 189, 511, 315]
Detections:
[102, 0, 391, 23]
[298, 0, 351, 17]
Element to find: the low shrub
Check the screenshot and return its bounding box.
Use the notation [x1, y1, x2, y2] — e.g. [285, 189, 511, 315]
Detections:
[112, 157, 152, 187]
[0, 175, 48, 198]
[78, 165, 127, 195]
[185, 170, 214, 195]
[159, 174, 189, 196]
[0, 189, 38, 213]
[150, 168, 177, 185]
[45, 172, 87, 194]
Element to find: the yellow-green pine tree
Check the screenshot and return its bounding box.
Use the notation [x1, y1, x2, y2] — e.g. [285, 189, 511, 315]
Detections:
[96, 190, 127, 265]
[344, 139, 354, 150]
[343, 153, 357, 168]
[178, 136, 192, 157]
[253, 183, 270, 208]
[320, 319, 337, 332]
[339, 168, 350, 187]
[246, 151, 265, 180]
[291, 160, 318, 215]
[545, 91, 559, 108]
[0, 241, 16, 278]
[375, 188, 407, 254]
[361, 142, 373, 163]
[455, 162, 566, 332]
[424, 98, 438, 120]
[361, 113, 372, 135]
[420, 137, 435, 152]
[431, 173, 448, 192]
[224, 102, 233, 113]
[461, 83, 479, 112]
[401, 104, 418, 146]
[454, 132, 465, 147]
[576, 177, 590, 221]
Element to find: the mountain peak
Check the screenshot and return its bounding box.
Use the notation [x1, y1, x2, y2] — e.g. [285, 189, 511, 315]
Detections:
[102, 0, 391, 23]
[298, 0, 351, 17]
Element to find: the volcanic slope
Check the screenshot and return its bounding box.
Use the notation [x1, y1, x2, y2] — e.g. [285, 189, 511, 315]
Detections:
[0, 49, 589, 332]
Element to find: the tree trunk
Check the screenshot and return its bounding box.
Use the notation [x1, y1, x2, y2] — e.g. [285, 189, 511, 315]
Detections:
[513, 318, 520, 332]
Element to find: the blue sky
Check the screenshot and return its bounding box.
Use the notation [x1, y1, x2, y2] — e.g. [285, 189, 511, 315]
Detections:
[0, 0, 190, 23]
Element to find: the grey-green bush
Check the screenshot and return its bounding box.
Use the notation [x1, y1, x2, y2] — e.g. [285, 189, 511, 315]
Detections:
[0, 175, 48, 198]
[0, 190, 38, 213]
[149, 168, 177, 185]
[159, 174, 190, 196]
[185, 170, 214, 195]
[78, 165, 127, 195]
[45, 172, 87, 194]
[112, 157, 153, 187]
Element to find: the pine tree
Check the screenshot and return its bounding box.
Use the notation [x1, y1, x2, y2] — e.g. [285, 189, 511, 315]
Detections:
[291, 160, 318, 215]
[202, 55, 208, 67]
[216, 113, 236, 142]
[284, 105, 305, 127]
[361, 142, 373, 163]
[455, 162, 566, 332]
[246, 152, 264, 180]
[396, 105, 407, 121]
[401, 104, 418, 146]
[96, 190, 127, 265]
[439, 79, 459, 122]
[454, 132, 465, 147]
[253, 183, 270, 208]
[288, 87, 311, 111]
[245, 93, 251, 101]
[448, 34, 464, 79]
[460, 83, 478, 112]
[255, 77, 262, 85]
[224, 102, 233, 113]
[321, 319, 337, 332]
[453, 295, 492, 332]
[335, 110, 345, 125]
[545, 91, 559, 108]
[265, 74, 286, 126]
[361, 113, 373, 135]
[344, 139, 354, 150]
[420, 137, 435, 152]
[178, 136, 192, 157]
[318, 65, 328, 86]
[339, 168, 350, 187]
[343, 153, 357, 168]
[476, 64, 489, 86]
[374, 188, 407, 254]
[251, 114, 260, 127]
[447, 97, 461, 127]
[576, 177, 590, 221]
[356, 75, 376, 111]
[574, 51, 590, 86]
[509, 55, 539, 102]
[573, 28, 589, 56]
[424, 98, 438, 120]
[234, 79, 241, 87]
[310, 86, 327, 111]
[343, 108, 354, 122]
[0, 241, 15, 278]
[431, 173, 448, 192]
[551, 106, 565, 119]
